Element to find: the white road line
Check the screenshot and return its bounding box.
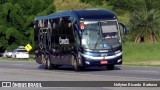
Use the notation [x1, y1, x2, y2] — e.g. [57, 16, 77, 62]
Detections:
[12, 64, 23, 66]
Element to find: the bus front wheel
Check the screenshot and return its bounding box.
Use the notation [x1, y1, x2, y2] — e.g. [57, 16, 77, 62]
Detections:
[72, 56, 82, 71]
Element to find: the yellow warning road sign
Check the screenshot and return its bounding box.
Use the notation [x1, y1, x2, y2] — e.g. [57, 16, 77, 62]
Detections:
[25, 44, 32, 52]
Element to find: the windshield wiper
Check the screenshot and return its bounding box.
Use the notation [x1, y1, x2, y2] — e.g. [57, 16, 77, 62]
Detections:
[93, 36, 101, 50]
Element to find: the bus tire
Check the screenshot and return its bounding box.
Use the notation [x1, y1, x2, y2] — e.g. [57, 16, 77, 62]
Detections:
[106, 64, 115, 70]
[72, 56, 81, 71]
[46, 55, 53, 70]
[41, 54, 47, 69]
[73, 59, 79, 71]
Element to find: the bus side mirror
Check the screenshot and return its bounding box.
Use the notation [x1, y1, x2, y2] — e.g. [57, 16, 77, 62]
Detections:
[119, 23, 128, 35]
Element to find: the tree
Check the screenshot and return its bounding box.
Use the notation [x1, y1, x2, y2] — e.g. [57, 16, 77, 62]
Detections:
[54, 0, 92, 11]
[128, 0, 160, 43]
[0, 0, 56, 52]
[0, 0, 7, 4]
[109, 0, 137, 12]
[80, 0, 113, 10]
[80, 0, 103, 6]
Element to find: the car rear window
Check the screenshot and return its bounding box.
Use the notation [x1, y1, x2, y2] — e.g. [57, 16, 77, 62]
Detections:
[7, 50, 12, 52]
[17, 50, 27, 52]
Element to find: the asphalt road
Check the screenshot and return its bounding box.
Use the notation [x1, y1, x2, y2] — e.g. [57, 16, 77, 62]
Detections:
[0, 60, 160, 90]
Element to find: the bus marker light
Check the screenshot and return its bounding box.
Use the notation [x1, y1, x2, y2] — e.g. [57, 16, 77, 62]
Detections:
[85, 61, 90, 65]
[80, 22, 84, 30]
[117, 59, 122, 63]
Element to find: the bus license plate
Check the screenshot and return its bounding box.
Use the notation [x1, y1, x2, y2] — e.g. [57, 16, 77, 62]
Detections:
[101, 61, 108, 64]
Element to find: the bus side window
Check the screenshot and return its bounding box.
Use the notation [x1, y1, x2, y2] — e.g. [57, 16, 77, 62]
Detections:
[47, 19, 52, 49]
[58, 18, 64, 35]
[63, 17, 68, 35]
[44, 20, 48, 28]
[68, 17, 75, 45]
[54, 19, 59, 46]
[34, 20, 39, 50]
[75, 30, 80, 46]
[54, 19, 58, 35]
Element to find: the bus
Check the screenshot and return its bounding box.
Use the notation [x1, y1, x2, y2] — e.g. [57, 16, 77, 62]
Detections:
[34, 9, 127, 71]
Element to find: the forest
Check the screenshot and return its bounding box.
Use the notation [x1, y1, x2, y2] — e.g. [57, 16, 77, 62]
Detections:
[0, 0, 160, 52]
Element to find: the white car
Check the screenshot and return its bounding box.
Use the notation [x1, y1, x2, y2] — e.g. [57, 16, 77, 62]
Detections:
[18, 46, 25, 49]
[3, 50, 13, 58]
[12, 49, 29, 59]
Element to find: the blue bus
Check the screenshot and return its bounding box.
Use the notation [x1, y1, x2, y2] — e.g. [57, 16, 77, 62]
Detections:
[34, 9, 127, 71]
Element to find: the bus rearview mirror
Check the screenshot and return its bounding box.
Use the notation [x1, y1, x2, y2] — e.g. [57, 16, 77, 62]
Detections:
[119, 23, 127, 35]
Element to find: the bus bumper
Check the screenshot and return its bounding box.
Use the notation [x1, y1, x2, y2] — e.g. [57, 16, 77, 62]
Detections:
[81, 55, 122, 67]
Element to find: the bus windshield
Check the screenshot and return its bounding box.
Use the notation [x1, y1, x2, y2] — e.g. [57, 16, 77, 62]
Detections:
[81, 20, 121, 50]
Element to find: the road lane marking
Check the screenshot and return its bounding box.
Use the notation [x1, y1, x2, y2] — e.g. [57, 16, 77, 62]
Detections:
[12, 64, 23, 66]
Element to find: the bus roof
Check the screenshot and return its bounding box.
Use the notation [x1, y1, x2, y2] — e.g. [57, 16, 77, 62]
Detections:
[35, 9, 116, 21]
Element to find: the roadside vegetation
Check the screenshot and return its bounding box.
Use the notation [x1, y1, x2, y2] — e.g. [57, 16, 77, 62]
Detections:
[123, 42, 160, 66]
[0, 0, 160, 66]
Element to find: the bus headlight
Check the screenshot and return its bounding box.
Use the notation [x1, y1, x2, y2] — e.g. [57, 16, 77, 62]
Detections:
[81, 54, 93, 59]
[117, 59, 122, 63]
[85, 61, 90, 65]
[115, 50, 121, 54]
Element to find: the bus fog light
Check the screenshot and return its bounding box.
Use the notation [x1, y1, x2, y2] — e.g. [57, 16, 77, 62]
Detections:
[117, 59, 122, 63]
[85, 61, 90, 65]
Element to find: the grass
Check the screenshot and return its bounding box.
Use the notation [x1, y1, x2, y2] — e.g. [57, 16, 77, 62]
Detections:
[123, 42, 160, 66]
